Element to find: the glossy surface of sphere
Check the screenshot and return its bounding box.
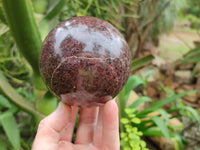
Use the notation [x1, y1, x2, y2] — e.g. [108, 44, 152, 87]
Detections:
[39, 16, 131, 107]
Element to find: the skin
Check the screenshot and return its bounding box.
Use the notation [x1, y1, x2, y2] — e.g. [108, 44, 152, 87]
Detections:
[32, 99, 120, 150]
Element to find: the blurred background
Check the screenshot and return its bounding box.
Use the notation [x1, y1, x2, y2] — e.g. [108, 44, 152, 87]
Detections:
[0, 0, 200, 150]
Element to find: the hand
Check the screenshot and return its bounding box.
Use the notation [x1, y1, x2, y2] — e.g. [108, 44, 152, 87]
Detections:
[32, 99, 120, 150]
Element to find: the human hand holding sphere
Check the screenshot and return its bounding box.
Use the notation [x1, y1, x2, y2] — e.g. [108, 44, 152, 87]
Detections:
[33, 16, 130, 150]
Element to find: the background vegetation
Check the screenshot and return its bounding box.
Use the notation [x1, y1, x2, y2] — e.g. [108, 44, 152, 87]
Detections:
[0, 0, 200, 150]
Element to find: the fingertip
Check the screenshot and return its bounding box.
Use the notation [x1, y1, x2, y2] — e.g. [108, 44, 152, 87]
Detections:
[56, 101, 70, 113]
[104, 99, 118, 115]
[103, 99, 119, 130]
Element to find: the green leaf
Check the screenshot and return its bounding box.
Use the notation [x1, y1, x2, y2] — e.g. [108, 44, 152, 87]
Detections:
[32, 0, 48, 14]
[151, 116, 170, 139]
[0, 140, 7, 150]
[118, 75, 145, 118]
[0, 95, 11, 108]
[36, 91, 58, 115]
[182, 106, 200, 123]
[94, 0, 100, 14]
[120, 14, 139, 18]
[0, 112, 20, 150]
[43, 0, 66, 21]
[0, 6, 7, 24]
[111, 0, 118, 12]
[157, 109, 171, 126]
[128, 96, 152, 109]
[138, 91, 195, 115]
[125, 108, 135, 114]
[120, 132, 127, 138]
[39, 0, 66, 39]
[121, 118, 129, 124]
[191, 62, 200, 79]
[131, 55, 154, 71]
[0, 70, 44, 122]
[124, 75, 145, 94]
[2, 0, 42, 76]
[143, 127, 164, 137]
[182, 47, 200, 62]
[171, 133, 183, 150]
[131, 118, 141, 124]
[182, 57, 200, 63]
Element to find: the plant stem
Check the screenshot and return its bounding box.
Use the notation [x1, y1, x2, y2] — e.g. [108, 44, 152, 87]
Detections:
[0, 70, 44, 122]
[1, 0, 42, 76]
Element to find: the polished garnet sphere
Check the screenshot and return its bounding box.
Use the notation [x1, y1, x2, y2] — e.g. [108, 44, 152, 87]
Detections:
[39, 16, 131, 107]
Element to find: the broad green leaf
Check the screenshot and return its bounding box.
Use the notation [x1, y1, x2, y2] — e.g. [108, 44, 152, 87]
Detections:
[128, 96, 152, 109]
[2, 0, 42, 76]
[0, 95, 11, 108]
[124, 75, 145, 94]
[118, 75, 145, 117]
[131, 55, 154, 71]
[36, 91, 58, 115]
[138, 91, 195, 115]
[0, 112, 20, 150]
[143, 127, 164, 137]
[151, 116, 170, 139]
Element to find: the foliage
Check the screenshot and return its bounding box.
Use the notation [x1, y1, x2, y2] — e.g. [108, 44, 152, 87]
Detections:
[182, 0, 200, 17]
[124, 0, 188, 58]
[178, 2, 200, 81]
[59, 0, 137, 30]
[118, 72, 199, 150]
[185, 14, 200, 29]
[180, 46, 200, 80]
[120, 108, 149, 150]
[150, 0, 187, 39]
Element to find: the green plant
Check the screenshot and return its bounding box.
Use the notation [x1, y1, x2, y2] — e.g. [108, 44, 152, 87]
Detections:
[118, 72, 198, 150]
[180, 46, 200, 80]
[120, 108, 149, 150]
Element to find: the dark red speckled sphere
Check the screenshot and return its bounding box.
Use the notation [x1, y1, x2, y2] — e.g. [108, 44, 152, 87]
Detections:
[39, 16, 131, 107]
